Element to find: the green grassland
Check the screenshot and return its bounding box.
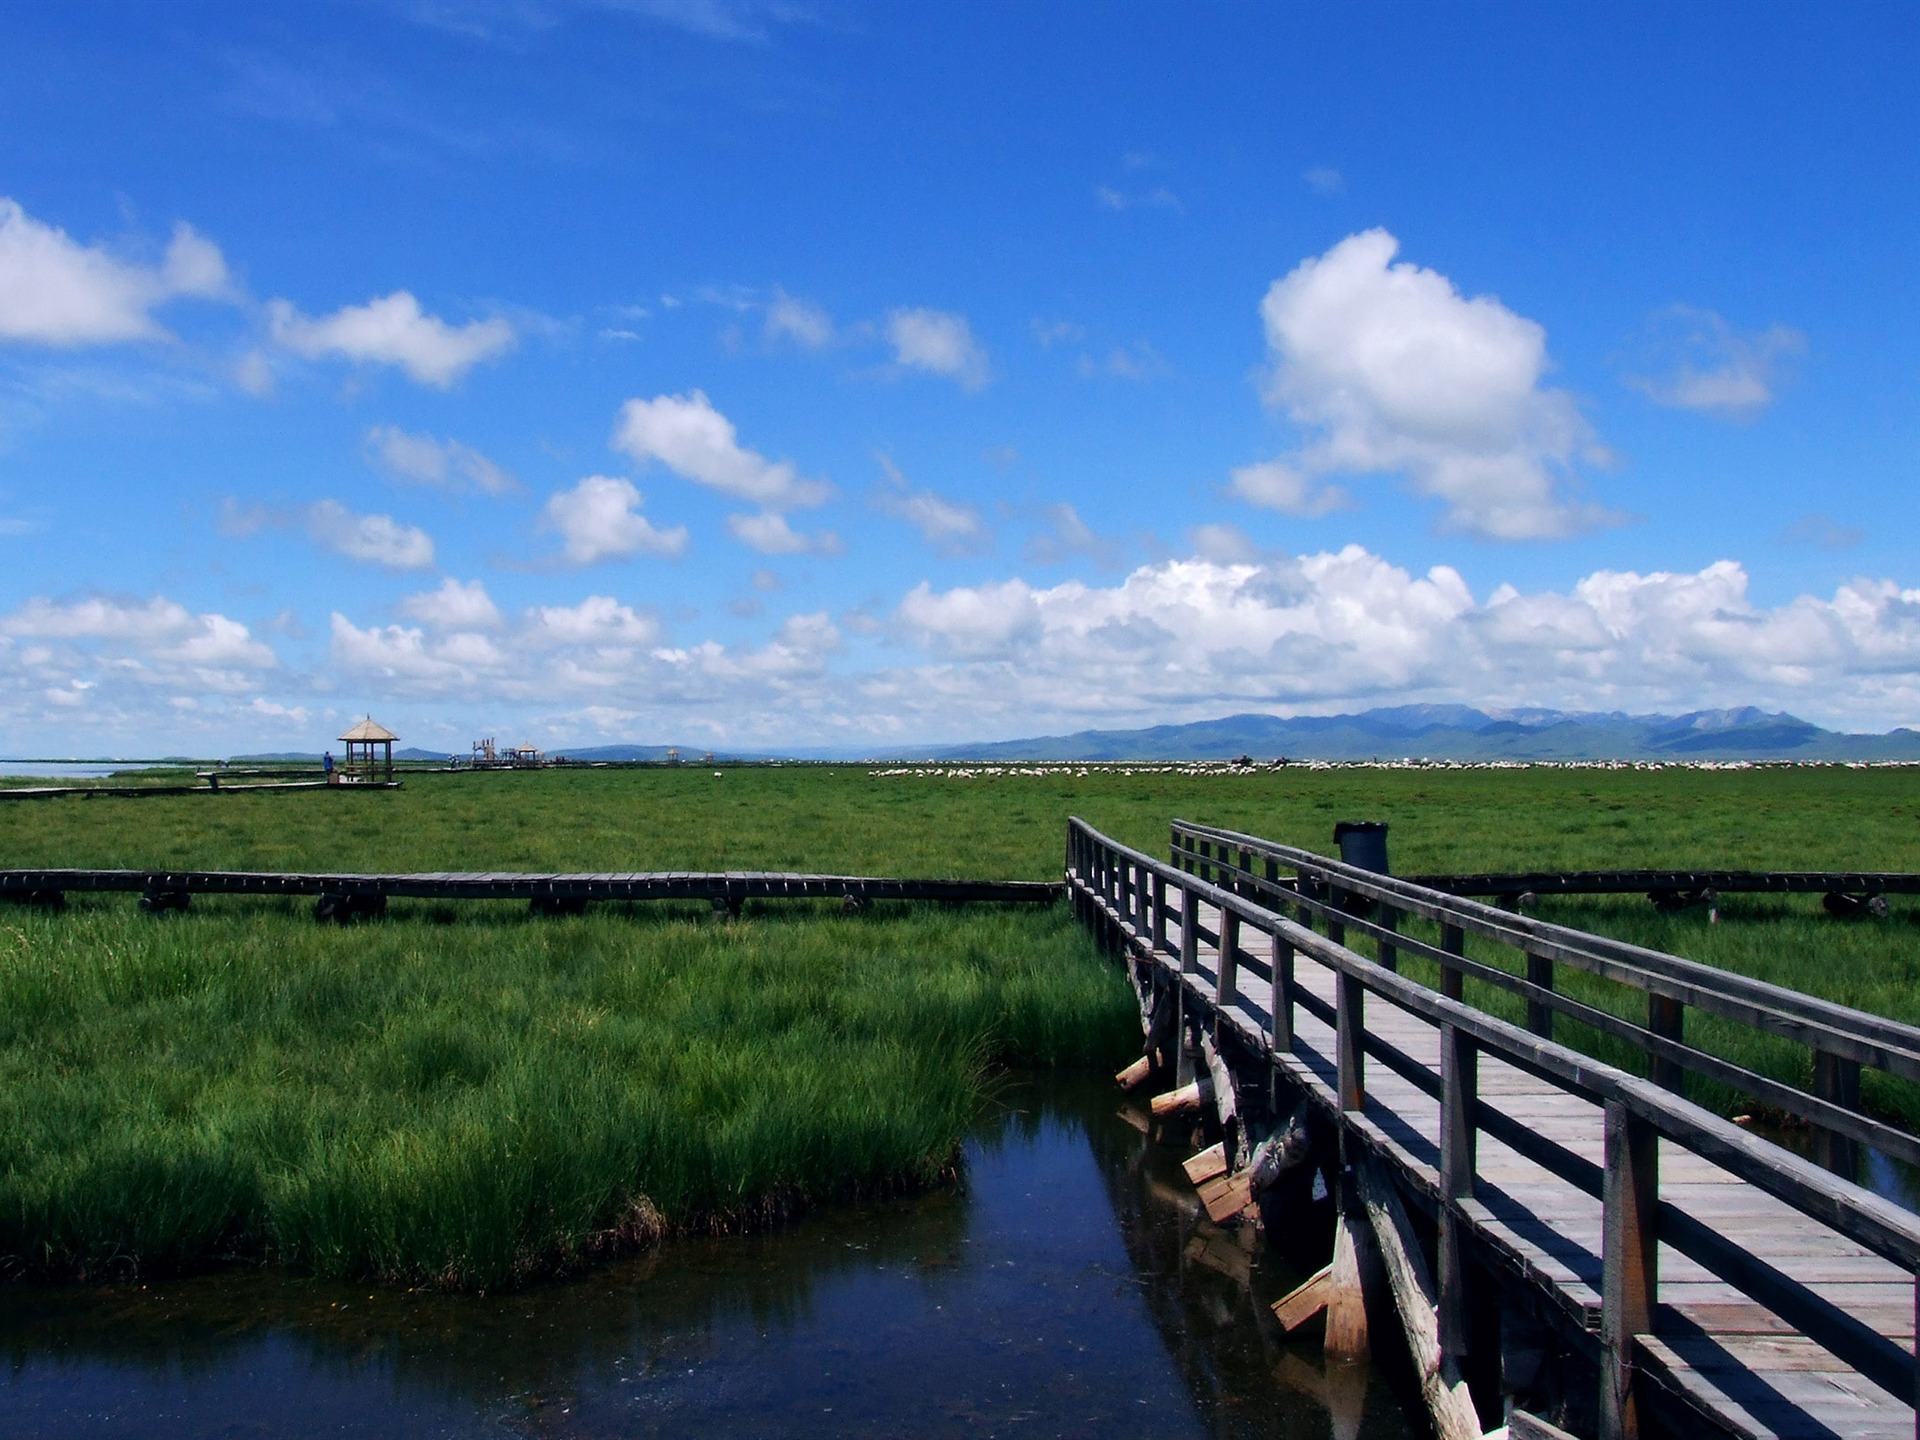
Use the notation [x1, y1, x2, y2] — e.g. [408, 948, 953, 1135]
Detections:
[3, 761, 1920, 1287]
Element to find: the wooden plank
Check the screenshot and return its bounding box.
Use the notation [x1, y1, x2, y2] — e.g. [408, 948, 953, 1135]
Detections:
[1272, 1264, 1333, 1333]
[1183, 1142, 1228, 1185]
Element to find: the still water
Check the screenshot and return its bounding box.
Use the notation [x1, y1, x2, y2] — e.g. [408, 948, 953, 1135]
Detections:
[0, 762, 171, 779]
[0, 1076, 1412, 1439]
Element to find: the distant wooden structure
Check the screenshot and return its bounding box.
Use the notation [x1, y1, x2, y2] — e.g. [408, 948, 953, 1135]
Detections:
[338, 717, 397, 784]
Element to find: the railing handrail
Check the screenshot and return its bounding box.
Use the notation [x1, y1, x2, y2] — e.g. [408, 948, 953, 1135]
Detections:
[1068, 816, 1920, 1273]
[1171, 818, 1920, 1081]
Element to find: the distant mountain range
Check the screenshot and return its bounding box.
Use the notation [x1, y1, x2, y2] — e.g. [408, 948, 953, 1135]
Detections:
[894, 706, 1920, 763]
[231, 706, 1920, 766]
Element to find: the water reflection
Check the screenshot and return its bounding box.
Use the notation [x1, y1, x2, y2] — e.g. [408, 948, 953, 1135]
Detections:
[1, 1076, 1410, 1439]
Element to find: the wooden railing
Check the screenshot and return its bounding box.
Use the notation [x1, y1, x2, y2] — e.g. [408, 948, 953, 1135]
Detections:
[1172, 818, 1920, 1180]
[1067, 817, 1920, 1436]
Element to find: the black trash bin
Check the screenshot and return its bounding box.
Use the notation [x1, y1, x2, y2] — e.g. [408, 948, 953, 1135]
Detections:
[1332, 820, 1390, 875]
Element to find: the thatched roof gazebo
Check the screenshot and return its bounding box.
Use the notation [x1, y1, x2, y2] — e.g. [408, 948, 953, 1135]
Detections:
[338, 717, 398, 783]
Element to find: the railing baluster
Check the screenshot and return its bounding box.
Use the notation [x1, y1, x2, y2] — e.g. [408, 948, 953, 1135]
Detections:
[1180, 885, 1199, 977]
[1813, 1049, 1863, 1179]
[1526, 951, 1555, 1039]
[1219, 906, 1240, 1007]
[1152, 874, 1168, 952]
[1440, 922, 1465, 1001]
[1272, 930, 1294, 1051]
[1337, 969, 1364, 1112]
[1439, 1021, 1477, 1368]
[1648, 993, 1685, 1094]
[1378, 905, 1399, 973]
[1600, 1100, 1658, 1440]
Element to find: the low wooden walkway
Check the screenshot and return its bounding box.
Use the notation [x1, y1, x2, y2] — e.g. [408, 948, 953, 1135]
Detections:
[0, 868, 1060, 910]
[1070, 820, 1920, 1440]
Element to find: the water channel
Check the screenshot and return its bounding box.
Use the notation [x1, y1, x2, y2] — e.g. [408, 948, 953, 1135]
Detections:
[0, 1075, 1414, 1440]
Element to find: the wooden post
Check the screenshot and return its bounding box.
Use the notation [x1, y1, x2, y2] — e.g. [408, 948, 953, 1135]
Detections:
[1812, 1049, 1862, 1179]
[1325, 1206, 1371, 1362]
[1152, 874, 1168, 952]
[1600, 1100, 1658, 1440]
[1378, 908, 1399, 973]
[1439, 1022, 1477, 1371]
[1337, 970, 1365, 1113]
[1327, 887, 1347, 948]
[1219, 907, 1241, 1007]
[1272, 932, 1295, 1051]
[1440, 923, 1465, 1002]
[1647, 993, 1685, 1094]
[1134, 862, 1150, 936]
[1525, 951, 1555, 1039]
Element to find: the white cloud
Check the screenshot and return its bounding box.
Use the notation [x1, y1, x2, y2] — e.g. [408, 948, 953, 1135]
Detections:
[611, 390, 830, 509]
[763, 290, 834, 348]
[366, 425, 518, 495]
[898, 578, 1042, 657]
[1187, 523, 1261, 564]
[0, 199, 232, 346]
[1227, 458, 1348, 517]
[885, 308, 990, 390]
[1096, 185, 1183, 213]
[396, 577, 503, 629]
[524, 595, 657, 647]
[726, 510, 842, 556]
[873, 454, 988, 555]
[1628, 305, 1805, 420]
[1303, 167, 1344, 195]
[267, 291, 515, 387]
[304, 500, 436, 570]
[1254, 228, 1613, 540]
[542, 475, 690, 566]
[1024, 502, 1125, 568]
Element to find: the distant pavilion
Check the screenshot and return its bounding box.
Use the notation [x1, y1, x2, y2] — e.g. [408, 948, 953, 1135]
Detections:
[337, 717, 398, 783]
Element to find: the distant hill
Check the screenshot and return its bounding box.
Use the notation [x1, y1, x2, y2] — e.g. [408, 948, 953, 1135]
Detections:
[891, 706, 1920, 763]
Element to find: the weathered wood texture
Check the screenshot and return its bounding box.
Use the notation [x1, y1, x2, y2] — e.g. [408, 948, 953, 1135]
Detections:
[1072, 818, 1920, 1440]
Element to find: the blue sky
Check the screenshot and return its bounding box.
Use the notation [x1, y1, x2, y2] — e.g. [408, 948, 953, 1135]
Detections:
[0, 2, 1914, 755]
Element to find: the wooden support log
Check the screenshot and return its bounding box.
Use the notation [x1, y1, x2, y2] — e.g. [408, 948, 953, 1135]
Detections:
[1507, 1409, 1581, 1440]
[1272, 1263, 1334, 1333]
[1355, 1158, 1483, 1440]
[1823, 890, 1890, 920]
[1150, 1074, 1213, 1117]
[1324, 1206, 1370, 1362]
[138, 888, 191, 913]
[1114, 1055, 1154, 1091]
[530, 895, 587, 916]
[1275, 1350, 1369, 1440]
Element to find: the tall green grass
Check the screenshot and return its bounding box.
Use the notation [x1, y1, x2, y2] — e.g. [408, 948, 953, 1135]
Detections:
[0, 900, 1136, 1289]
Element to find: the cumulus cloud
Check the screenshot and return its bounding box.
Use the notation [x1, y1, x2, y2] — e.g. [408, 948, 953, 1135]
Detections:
[304, 500, 436, 570]
[763, 290, 834, 349]
[1024, 502, 1125, 568]
[542, 475, 690, 566]
[885, 308, 990, 390]
[1227, 458, 1348, 517]
[873, 454, 988, 555]
[1251, 228, 1613, 540]
[366, 425, 517, 495]
[612, 390, 830, 509]
[726, 510, 842, 556]
[0, 594, 277, 735]
[1627, 305, 1805, 420]
[0, 199, 232, 345]
[866, 551, 1920, 735]
[267, 291, 515, 387]
[396, 577, 503, 629]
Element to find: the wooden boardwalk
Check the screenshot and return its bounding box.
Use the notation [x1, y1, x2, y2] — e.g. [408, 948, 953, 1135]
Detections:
[1070, 819, 1920, 1440]
[0, 867, 1061, 912]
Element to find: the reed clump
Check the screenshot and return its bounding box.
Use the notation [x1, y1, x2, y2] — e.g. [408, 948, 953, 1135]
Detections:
[0, 901, 1136, 1289]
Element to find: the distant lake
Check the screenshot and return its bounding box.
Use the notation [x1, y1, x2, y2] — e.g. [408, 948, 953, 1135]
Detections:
[0, 761, 175, 779]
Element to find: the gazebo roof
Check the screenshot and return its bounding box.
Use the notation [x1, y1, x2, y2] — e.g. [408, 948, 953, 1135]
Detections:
[338, 717, 399, 743]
